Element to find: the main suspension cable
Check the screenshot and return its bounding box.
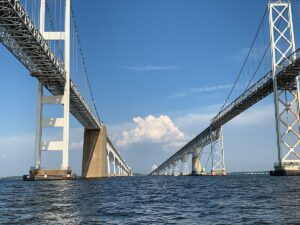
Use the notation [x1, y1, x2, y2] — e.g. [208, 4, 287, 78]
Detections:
[217, 7, 268, 115]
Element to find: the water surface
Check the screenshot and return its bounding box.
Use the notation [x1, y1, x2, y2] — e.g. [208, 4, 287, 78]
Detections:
[1, 175, 300, 224]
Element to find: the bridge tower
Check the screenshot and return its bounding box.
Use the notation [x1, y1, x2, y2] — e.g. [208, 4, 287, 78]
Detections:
[269, 1, 300, 175]
[210, 128, 226, 176]
[26, 0, 73, 180]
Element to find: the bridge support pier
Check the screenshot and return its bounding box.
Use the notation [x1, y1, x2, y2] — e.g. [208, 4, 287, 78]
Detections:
[167, 165, 172, 176]
[82, 125, 108, 178]
[172, 161, 179, 176]
[181, 154, 190, 175]
[210, 128, 226, 176]
[164, 168, 168, 176]
[192, 148, 202, 175]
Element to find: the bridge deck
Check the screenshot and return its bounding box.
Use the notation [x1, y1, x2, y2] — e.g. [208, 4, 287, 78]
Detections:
[0, 0, 100, 129]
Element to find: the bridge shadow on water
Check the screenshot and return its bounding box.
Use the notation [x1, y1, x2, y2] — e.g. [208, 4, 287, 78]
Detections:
[1, 175, 300, 224]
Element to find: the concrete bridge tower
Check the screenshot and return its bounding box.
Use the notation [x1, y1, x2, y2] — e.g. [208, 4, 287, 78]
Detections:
[26, 0, 73, 180]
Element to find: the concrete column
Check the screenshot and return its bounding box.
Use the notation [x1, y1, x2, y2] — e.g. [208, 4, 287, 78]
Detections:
[62, 0, 71, 170]
[34, 82, 43, 169]
[117, 163, 120, 175]
[172, 161, 179, 176]
[82, 125, 108, 178]
[34, 0, 45, 171]
[192, 153, 202, 175]
[113, 158, 116, 175]
[107, 154, 110, 176]
[181, 154, 189, 175]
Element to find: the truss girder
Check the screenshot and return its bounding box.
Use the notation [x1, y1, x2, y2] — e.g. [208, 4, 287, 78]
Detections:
[0, 0, 100, 129]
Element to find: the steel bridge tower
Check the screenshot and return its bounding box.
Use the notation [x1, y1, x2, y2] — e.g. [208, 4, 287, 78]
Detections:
[269, 0, 300, 175]
[32, 0, 73, 178]
[210, 128, 226, 175]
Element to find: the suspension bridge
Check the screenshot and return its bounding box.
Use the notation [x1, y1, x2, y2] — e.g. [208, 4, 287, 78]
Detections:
[1, 0, 299, 179]
[151, 0, 300, 176]
[0, 0, 132, 180]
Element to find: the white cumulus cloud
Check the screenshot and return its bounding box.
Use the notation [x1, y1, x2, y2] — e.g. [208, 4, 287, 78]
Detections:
[116, 115, 187, 151]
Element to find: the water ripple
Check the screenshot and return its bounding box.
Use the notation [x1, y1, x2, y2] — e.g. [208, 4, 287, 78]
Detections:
[1, 175, 300, 224]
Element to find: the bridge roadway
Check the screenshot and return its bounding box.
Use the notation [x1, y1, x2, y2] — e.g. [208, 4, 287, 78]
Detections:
[151, 48, 300, 175]
[0, 0, 131, 176]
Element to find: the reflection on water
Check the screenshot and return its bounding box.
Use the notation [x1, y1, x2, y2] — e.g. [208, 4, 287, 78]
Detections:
[1, 175, 300, 224]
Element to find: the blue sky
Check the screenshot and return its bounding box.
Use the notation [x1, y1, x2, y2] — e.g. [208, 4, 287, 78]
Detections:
[1, 0, 300, 176]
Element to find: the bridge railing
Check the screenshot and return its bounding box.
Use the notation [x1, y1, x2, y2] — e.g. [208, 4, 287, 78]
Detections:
[70, 81, 100, 129]
[275, 48, 300, 76]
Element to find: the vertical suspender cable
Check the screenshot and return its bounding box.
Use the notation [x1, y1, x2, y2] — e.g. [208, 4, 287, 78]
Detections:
[71, 2, 101, 122]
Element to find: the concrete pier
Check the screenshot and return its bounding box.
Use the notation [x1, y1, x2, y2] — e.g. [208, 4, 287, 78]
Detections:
[82, 125, 108, 178]
[211, 170, 227, 176]
[270, 163, 300, 176]
[23, 169, 76, 181]
[191, 154, 202, 175]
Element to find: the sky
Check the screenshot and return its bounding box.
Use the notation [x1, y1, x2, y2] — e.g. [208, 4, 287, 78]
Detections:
[1, 0, 300, 177]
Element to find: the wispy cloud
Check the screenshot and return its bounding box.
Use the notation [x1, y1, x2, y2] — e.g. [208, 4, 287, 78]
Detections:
[170, 84, 232, 98]
[119, 65, 179, 71]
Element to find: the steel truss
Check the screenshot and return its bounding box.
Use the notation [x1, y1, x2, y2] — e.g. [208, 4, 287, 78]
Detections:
[210, 128, 226, 175]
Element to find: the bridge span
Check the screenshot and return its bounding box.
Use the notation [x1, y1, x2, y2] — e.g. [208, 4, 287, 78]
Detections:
[0, 0, 132, 180]
[151, 0, 300, 176]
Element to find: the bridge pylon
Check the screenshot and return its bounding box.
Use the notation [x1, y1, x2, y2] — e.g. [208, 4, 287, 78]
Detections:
[210, 128, 226, 176]
[269, 1, 300, 175]
[25, 0, 73, 180]
[192, 148, 202, 175]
